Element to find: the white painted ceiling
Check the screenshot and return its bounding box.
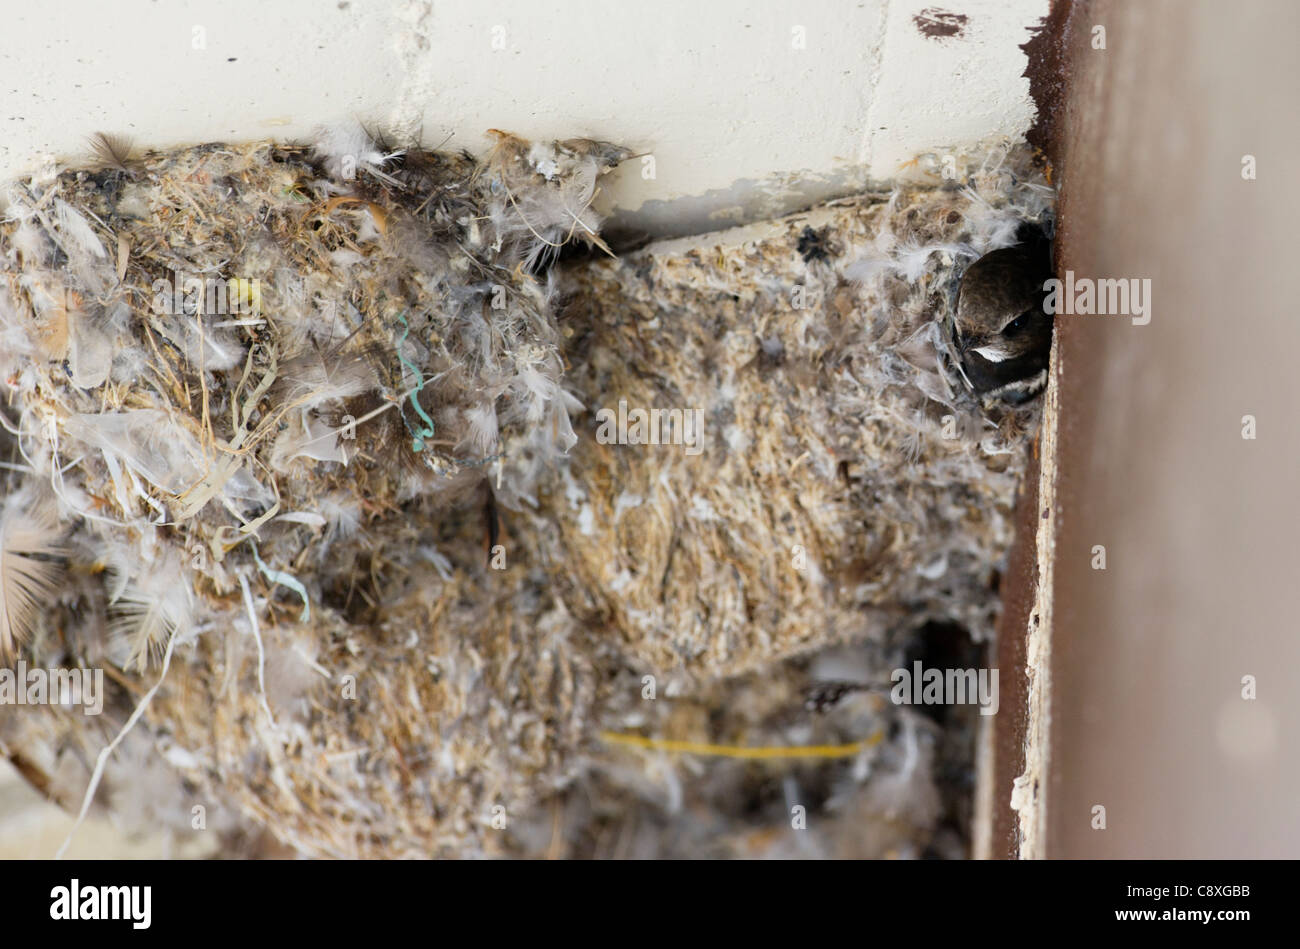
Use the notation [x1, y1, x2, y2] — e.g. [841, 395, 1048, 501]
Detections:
[0, 0, 1045, 238]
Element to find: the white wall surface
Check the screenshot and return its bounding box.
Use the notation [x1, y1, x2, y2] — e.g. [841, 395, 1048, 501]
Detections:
[0, 0, 1044, 238]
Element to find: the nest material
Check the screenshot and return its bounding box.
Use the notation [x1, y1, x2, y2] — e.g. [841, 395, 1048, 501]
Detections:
[493, 148, 1052, 857]
[1, 128, 628, 652]
[499, 622, 989, 859]
[546, 150, 1052, 681]
[0, 133, 1052, 858]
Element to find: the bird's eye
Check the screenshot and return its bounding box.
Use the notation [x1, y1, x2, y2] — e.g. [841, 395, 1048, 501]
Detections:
[1002, 311, 1033, 335]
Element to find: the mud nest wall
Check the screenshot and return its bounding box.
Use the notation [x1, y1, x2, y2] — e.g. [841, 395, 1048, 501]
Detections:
[0, 129, 1050, 858]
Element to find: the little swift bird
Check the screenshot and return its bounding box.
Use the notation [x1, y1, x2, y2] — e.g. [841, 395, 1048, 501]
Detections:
[954, 223, 1054, 401]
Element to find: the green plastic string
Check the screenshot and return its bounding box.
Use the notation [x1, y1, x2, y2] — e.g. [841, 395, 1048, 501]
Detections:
[392, 314, 504, 470]
[395, 313, 436, 452]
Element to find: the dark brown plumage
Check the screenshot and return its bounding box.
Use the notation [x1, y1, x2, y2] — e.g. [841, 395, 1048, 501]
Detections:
[955, 226, 1053, 400]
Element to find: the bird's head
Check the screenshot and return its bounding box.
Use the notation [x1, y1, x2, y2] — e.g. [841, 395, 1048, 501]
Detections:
[954, 235, 1054, 397]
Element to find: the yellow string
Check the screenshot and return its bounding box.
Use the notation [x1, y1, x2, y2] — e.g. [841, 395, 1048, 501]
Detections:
[599, 729, 884, 761]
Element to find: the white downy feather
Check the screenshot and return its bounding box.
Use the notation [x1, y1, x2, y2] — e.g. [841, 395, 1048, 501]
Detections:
[311, 122, 403, 185]
[461, 401, 500, 455]
[107, 552, 195, 671]
[54, 199, 108, 260]
[277, 350, 377, 411]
